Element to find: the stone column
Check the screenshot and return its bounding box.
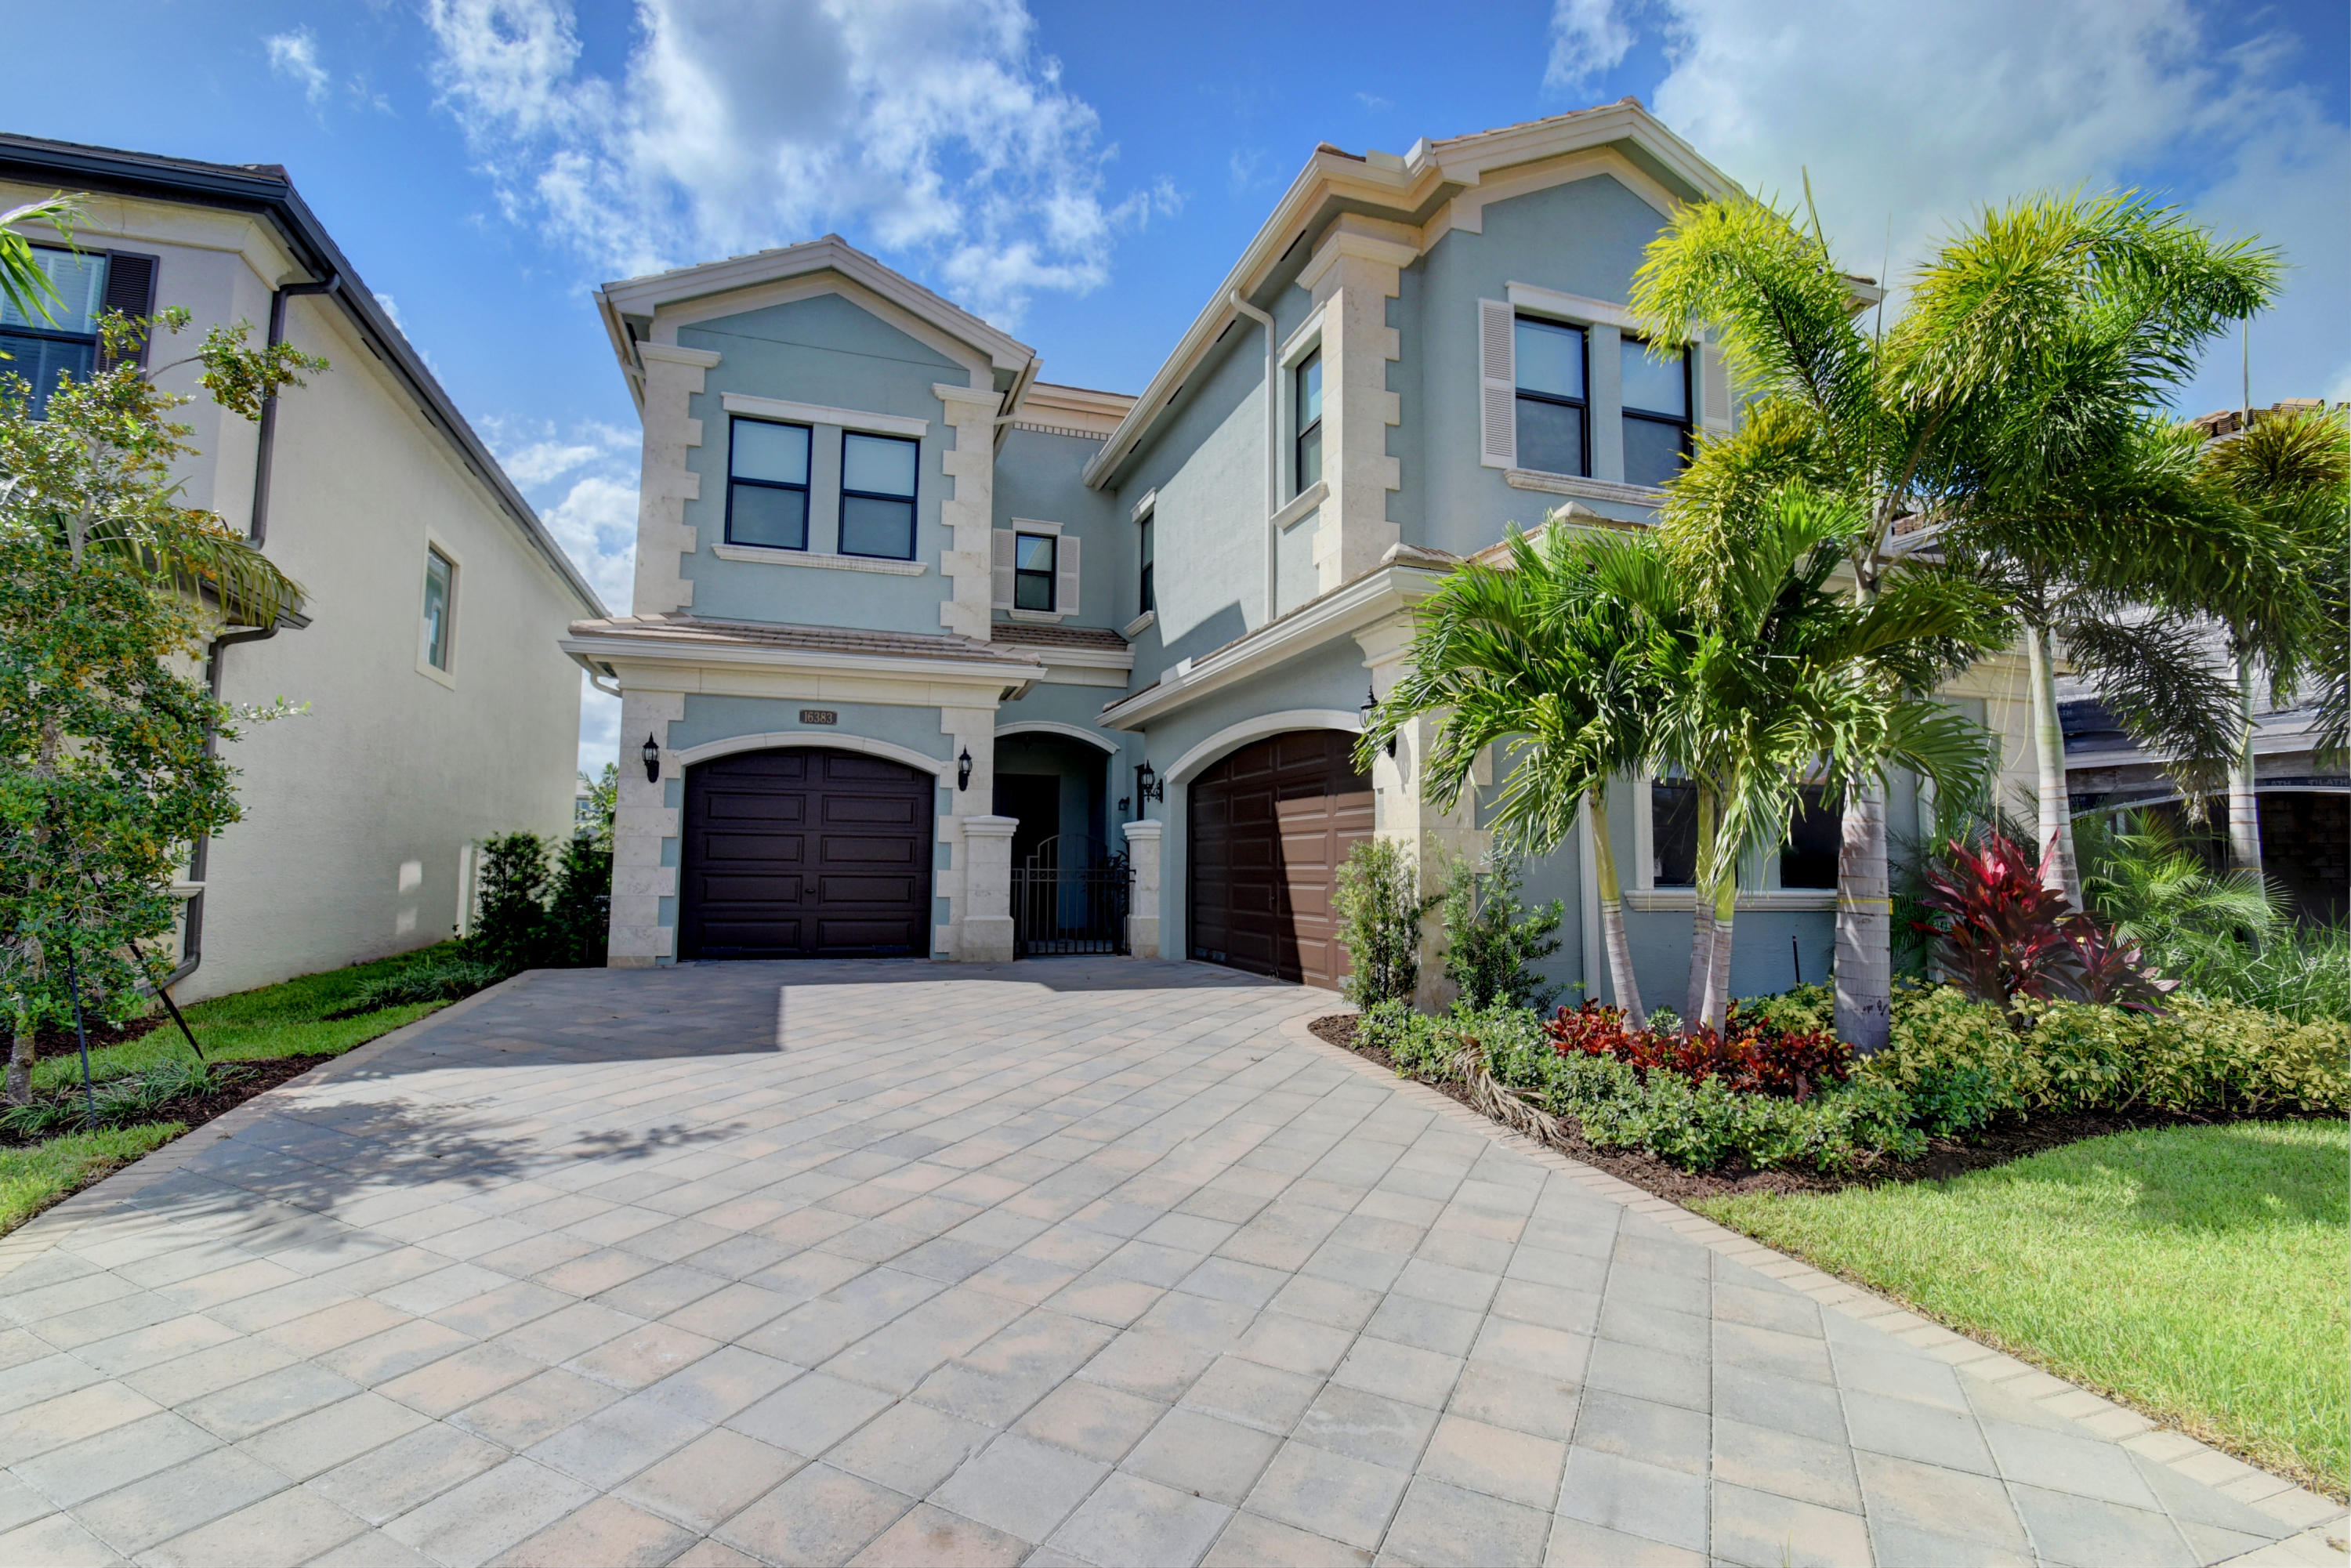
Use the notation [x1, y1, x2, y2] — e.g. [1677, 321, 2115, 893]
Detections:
[933, 382, 1001, 640]
[1298, 215, 1416, 594]
[959, 814, 1018, 962]
[608, 687, 686, 967]
[632, 343, 721, 616]
[1121, 820, 1164, 958]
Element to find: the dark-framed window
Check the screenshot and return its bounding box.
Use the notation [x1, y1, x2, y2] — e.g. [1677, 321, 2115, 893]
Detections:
[839, 430, 918, 559]
[1138, 512, 1154, 615]
[1014, 531, 1056, 611]
[1514, 317, 1588, 476]
[0, 244, 110, 418]
[1652, 778, 1698, 887]
[726, 416, 810, 549]
[421, 547, 455, 671]
[1294, 350, 1322, 492]
[1780, 783, 1840, 889]
[1621, 335, 1692, 488]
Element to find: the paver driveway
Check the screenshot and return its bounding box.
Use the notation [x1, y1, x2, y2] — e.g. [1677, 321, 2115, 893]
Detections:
[0, 960, 2329, 1567]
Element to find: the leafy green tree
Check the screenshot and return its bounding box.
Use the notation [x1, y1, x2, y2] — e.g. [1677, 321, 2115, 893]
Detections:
[1437, 850, 1564, 1011]
[2, 310, 320, 1101]
[1332, 838, 1438, 1009]
[466, 832, 556, 975]
[580, 762, 619, 853]
[2196, 408, 2349, 867]
[1633, 189, 2279, 1047]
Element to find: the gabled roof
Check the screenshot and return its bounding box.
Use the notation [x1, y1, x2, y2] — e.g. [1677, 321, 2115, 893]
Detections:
[0, 132, 605, 617]
[595, 234, 1038, 409]
[1079, 100, 1743, 492]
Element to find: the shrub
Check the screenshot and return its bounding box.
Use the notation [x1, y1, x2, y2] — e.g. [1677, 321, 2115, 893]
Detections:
[342, 956, 504, 1014]
[0, 1059, 248, 1139]
[1333, 840, 1439, 1009]
[1547, 1002, 1855, 1102]
[460, 828, 610, 976]
[1914, 831, 2168, 1011]
[1438, 852, 1565, 1010]
[547, 831, 613, 969]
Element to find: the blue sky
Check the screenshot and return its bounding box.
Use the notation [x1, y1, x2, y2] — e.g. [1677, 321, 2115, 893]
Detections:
[9, 0, 2346, 773]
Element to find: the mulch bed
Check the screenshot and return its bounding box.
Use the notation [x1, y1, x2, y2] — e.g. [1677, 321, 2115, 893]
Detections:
[0, 1053, 339, 1149]
[1309, 1012, 2254, 1201]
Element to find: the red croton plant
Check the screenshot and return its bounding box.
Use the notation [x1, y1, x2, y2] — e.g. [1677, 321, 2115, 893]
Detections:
[1913, 831, 2173, 1013]
[1545, 1001, 1854, 1103]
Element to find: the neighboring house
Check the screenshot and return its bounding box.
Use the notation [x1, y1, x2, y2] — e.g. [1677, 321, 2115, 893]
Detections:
[574, 102, 2039, 1005]
[0, 136, 604, 1001]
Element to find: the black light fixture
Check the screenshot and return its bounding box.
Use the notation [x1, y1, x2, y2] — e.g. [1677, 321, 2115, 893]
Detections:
[957, 748, 973, 791]
[1134, 760, 1163, 804]
[640, 733, 661, 784]
[1361, 686, 1396, 758]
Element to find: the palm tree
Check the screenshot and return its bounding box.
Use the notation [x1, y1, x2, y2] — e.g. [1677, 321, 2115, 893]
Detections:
[0, 194, 80, 326]
[2196, 407, 2349, 869]
[1360, 520, 1678, 1027]
[1632, 190, 2279, 1048]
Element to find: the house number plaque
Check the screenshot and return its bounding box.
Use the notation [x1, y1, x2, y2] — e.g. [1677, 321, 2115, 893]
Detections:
[799, 709, 839, 725]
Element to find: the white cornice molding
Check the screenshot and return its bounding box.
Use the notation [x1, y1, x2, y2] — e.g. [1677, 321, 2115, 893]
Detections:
[999, 642, 1133, 671]
[932, 382, 1002, 408]
[1296, 220, 1421, 295]
[709, 544, 928, 575]
[1099, 559, 1445, 732]
[639, 342, 723, 368]
[720, 392, 928, 437]
[1122, 610, 1157, 639]
[1505, 469, 1665, 509]
[1506, 282, 1639, 331]
[1271, 480, 1328, 533]
[560, 633, 1039, 688]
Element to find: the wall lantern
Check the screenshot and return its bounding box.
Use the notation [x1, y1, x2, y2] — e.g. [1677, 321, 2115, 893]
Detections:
[1134, 761, 1164, 804]
[957, 748, 973, 791]
[1360, 686, 1396, 758]
[640, 734, 661, 784]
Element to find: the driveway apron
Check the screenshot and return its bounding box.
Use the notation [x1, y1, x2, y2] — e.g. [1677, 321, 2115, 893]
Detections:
[0, 959, 2327, 1567]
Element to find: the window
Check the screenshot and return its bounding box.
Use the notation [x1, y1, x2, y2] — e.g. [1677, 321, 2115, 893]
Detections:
[1014, 532, 1056, 611]
[1780, 784, 1840, 889]
[1621, 337, 1692, 488]
[839, 431, 918, 559]
[1294, 351, 1322, 492]
[1651, 778, 1698, 887]
[1514, 317, 1588, 476]
[421, 547, 455, 672]
[1138, 512, 1154, 614]
[0, 246, 109, 418]
[726, 417, 810, 549]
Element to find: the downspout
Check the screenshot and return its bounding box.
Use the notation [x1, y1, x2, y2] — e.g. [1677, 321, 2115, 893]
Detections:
[1228, 292, 1278, 624]
[248, 275, 339, 545]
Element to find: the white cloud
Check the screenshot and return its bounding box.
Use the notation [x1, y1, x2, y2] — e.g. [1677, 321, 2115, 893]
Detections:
[484, 415, 640, 612]
[1575, 0, 2350, 411]
[265, 28, 331, 107]
[541, 472, 640, 611]
[422, 0, 1173, 324]
[1545, 0, 1635, 94]
[579, 672, 619, 777]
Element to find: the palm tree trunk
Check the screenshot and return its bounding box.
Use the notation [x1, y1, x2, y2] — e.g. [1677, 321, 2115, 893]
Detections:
[1685, 783, 1717, 1027]
[1702, 868, 1737, 1030]
[2025, 621, 2082, 907]
[2226, 648, 2263, 874]
[1833, 781, 1893, 1053]
[1586, 789, 1646, 1030]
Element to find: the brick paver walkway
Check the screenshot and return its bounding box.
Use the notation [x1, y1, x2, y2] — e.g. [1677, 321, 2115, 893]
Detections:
[0, 959, 2335, 1566]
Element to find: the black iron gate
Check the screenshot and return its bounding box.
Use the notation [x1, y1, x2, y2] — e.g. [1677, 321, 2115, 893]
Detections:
[1012, 835, 1131, 957]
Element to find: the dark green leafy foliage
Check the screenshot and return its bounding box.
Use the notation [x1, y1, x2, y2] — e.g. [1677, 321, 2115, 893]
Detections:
[1333, 840, 1438, 1009]
[459, 830, 609, 976]
[1439, 853, 1565, 1010]
[0, 1059, 248, 1138]
[339, 957, 504, 1015]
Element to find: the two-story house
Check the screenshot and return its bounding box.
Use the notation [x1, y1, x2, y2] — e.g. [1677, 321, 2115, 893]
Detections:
[574, 102, 2038, 1006]
[0, 135, 604, 1001]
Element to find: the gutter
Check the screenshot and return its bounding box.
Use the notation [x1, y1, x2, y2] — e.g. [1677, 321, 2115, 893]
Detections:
[248, 275, 339, 545]
[152, 621, 282, 994]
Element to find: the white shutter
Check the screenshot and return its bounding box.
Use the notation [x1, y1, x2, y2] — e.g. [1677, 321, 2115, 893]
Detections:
[1479, 299, 1516, 469]
[991, 529, 1015, 610]
[1056, 534, 1079, 615]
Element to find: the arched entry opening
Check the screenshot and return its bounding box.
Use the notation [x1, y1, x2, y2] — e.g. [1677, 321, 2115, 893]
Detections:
[679, 748, 934, 958]
[1186, 730, 1373, 989]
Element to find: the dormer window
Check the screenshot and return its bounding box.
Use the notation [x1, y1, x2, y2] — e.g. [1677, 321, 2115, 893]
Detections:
[726, 417, 810, 549]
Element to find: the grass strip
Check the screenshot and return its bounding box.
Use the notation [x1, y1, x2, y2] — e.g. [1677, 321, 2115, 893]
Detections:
[1696, 1120, 2349, 1496]
[0, 1124, 185, 1236]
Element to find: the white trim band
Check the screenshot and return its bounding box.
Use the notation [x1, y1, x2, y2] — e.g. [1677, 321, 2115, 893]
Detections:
[720, 392, 929, 438]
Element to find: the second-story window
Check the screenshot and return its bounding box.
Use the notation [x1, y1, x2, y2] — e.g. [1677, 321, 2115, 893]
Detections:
[1622, 337, 1692, 488]
[1014, 532, 1056, 611]
[1514, 317, 1588, 476]
[421, 547, 455, 672]
[0, 245, 109, 418]
[1138, 512, 1154, 614]
[1294, 351, 1322, 491]
[840, 431, 918, 559]
[726, 417, 810, 549]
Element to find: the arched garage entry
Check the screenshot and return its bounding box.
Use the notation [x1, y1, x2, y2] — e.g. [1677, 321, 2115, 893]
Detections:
[1186, 730, 1373, 989]
[679, 748, 934, 958]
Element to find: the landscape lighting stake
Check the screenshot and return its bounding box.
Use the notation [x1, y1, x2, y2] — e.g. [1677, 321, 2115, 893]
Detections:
[67, 942, 95, 1130]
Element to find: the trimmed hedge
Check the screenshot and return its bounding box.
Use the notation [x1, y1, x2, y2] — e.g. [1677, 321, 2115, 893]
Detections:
[1353, 983, 2349, 1175]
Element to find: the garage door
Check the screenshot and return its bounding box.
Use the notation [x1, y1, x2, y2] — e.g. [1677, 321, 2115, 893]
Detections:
[680, 749, 934, 959]
[1187, 730, 1374, 989]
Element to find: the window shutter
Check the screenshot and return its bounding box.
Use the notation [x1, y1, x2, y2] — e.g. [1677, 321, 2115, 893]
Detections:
[991, 529, 1015, 610]
[1056, 535, 1079, 615]
[1478, 299, 1515, 469]
[1699, 338, 1733, 431]
[99, 251, 159, 368]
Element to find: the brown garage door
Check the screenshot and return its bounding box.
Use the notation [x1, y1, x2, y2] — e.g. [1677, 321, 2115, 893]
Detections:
[1187, 730, 1374, 989]
[680, 749, 934, 959]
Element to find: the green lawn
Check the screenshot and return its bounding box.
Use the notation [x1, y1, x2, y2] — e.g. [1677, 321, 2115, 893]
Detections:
[31, 944, 460, 1092]
[0, 1125, 185, 1234]
[1697, 1121, 2350, 1496]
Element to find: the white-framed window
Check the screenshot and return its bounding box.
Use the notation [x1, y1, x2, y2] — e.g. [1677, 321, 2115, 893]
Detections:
[1294, 350, 1323, 492]
[420, 545, 456, 674]
[1014, 531, 1057, 611]
[726, 416, 811, 549]
[1649, 773, 1698, 887]
[839, 430, 918, 559]
[1513, 316, 1589, 477]
[1137, 509, 1154, 615]
[992, 520, 1078, 616]
[1621, 336, 1692, 488]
